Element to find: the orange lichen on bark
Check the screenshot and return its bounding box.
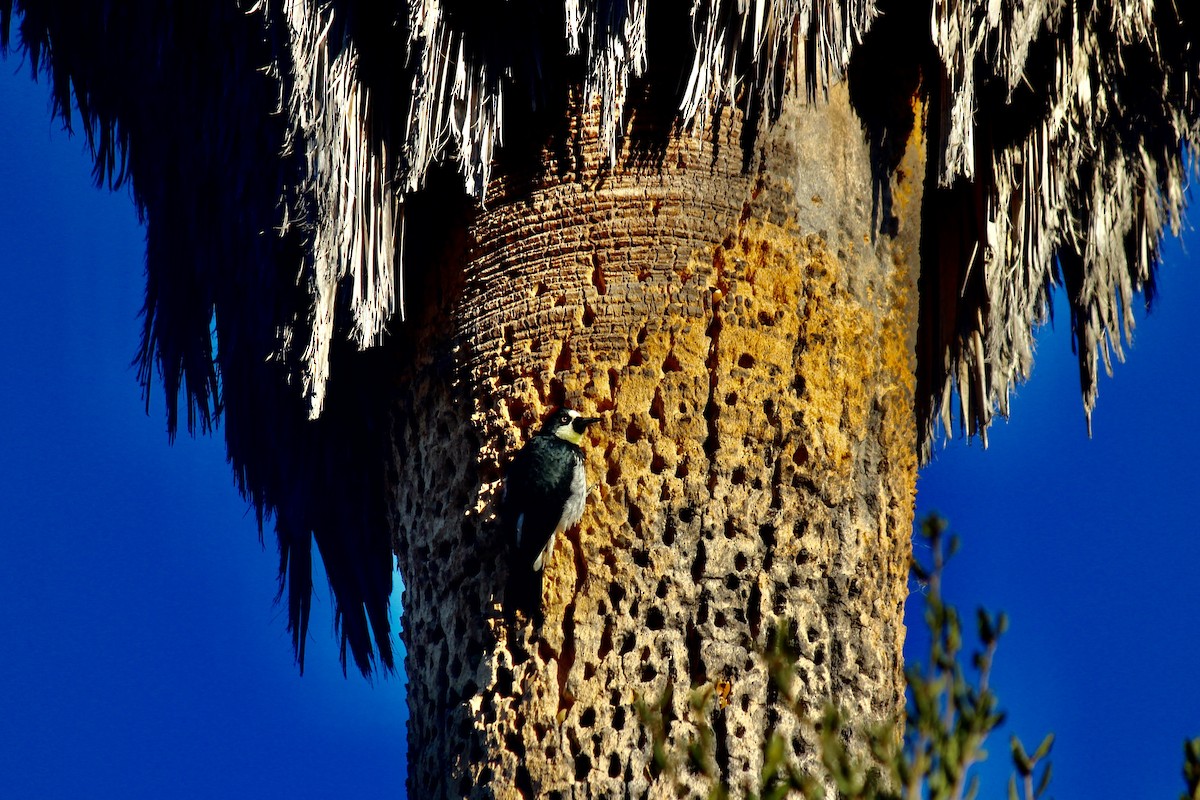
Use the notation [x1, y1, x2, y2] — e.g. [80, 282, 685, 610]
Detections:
[706, 220, 894, 505]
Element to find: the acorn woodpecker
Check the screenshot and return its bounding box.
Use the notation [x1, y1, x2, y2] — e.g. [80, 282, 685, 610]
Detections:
[502, 407, 602, 618]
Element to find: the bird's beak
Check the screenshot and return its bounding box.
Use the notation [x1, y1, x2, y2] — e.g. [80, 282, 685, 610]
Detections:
[571, 415, 603, 436]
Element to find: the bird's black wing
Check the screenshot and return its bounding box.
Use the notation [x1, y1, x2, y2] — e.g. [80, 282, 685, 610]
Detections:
[501, 436, 578, 618]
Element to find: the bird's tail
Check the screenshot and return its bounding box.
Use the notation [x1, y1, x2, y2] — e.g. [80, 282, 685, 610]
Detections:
[505, 564, 544, 624]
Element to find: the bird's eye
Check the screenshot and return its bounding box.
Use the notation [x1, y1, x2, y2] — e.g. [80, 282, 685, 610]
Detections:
[559, 413, 570, 424]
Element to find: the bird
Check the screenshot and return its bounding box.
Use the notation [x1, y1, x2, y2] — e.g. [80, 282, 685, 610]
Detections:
[502, 407, 602, 619]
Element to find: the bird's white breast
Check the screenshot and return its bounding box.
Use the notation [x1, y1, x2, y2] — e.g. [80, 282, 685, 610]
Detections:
[533, 453, 588, 572]
[557, 456, 588, 533]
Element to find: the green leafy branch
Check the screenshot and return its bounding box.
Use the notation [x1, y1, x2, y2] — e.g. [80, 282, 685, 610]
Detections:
[1182, 737, 1200, 800]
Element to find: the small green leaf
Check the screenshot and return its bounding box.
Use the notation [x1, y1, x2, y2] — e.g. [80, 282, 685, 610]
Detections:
[1032, 733, 1054, 761]
[763, 784, 789, 800]
[1035, 761, 1053, 799]
[1011, 735, 1032, 777]
[762, 733, 786, 789]
[977, 608, 994, 645]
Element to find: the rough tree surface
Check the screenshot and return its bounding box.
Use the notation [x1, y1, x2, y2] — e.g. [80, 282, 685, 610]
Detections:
[393, 82, 922, 796]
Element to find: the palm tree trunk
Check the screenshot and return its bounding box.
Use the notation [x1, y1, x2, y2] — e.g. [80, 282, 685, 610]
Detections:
[394, 84, 922, 797]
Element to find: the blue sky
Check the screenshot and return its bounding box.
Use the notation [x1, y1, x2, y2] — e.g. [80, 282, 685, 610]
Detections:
[2, 51, 1198, 798]
[0, 70, 407, 797]
[912, 231, 1200, 798]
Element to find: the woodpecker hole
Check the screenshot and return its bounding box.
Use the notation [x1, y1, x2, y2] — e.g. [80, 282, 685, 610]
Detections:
[591, 262, 607, 295]
[627, 504, 644, 530]
[646, 607, 665, 630]
[748, 585, 762, 638]
[650, 453, 667, 474]
[624, 420, 644, 444]
[554, 340, 573, 373]
[612, 703, 626, 731]
[685, 622, 704, 684]
[737, 353, 756, 368]
[690, 539, 706, 582]
[597, 622, 614, 660]
[696, 591, 710, 625]
[547, 376, 566, 406]
[515, 766, 535, 799]
[725, 391, 739, 406]
[702, 393, 720, 457]
[649, 388, 666, 430]
[792, 444, 809, 466]
[662, 352, 682, 372]
[496, 666, 515, 696]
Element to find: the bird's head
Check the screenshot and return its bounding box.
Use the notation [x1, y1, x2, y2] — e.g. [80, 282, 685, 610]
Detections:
[539, 407, 603, 445]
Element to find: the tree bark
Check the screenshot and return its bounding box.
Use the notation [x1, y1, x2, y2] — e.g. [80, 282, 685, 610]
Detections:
[393, 84, 922, 797]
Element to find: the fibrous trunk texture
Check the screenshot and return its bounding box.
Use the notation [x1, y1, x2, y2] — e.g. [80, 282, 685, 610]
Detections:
[393, 84, 922, 797]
